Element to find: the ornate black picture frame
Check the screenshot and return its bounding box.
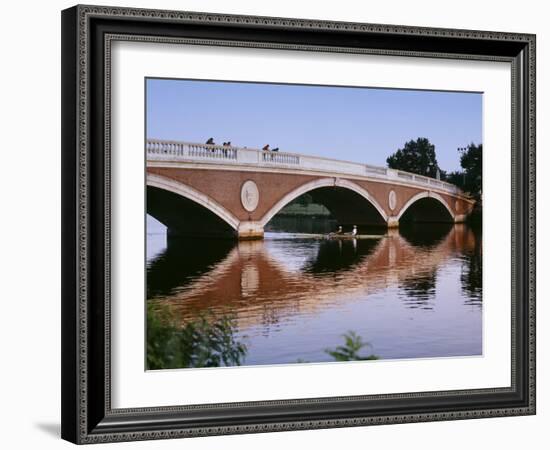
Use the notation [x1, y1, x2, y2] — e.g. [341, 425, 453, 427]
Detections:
[61, 4, 536, 444]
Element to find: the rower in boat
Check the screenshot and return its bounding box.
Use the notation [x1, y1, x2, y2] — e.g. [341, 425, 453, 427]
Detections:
[351, 225, 358, 237]
[328, 226, 343, 237]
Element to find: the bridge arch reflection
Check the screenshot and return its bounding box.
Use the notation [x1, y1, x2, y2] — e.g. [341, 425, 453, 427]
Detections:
[148, 225, 478, 329]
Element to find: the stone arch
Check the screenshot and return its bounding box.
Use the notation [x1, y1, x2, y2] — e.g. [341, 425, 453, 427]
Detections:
[397, 191, 455, 223]
[259, 177, 388, 227]
[147, 173, 240, 233]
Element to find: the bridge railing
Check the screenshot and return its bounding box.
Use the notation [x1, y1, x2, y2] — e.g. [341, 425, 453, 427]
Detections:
[147, 139, 238, 160]
[261, 151, 300, 165]
[391, 170, 458, 193]
[146, 139, 461, 195]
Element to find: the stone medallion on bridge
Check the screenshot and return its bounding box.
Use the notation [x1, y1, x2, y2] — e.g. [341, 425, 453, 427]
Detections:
[241, 180, 260, 212]
[388, 190, 397, 211]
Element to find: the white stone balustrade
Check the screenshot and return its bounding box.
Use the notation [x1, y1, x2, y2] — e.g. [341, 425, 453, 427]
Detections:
[146, 139, 461, 196]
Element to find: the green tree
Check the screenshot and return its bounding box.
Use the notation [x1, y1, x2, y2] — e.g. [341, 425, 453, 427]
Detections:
[443, 143, 482, 199]
[459, 143, 482, 199]
[295, 193, 313, 207]
[386, 137, 441, 178]
[444, 170, 465, 189]
[325, 331, 379, 361]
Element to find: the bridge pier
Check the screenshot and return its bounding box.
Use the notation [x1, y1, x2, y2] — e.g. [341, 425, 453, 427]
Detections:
[387, 216, 399, 228]
[237, 221, 264, 240]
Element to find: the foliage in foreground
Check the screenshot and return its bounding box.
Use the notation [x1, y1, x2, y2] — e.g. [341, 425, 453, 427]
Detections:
[325, 331, 379, 361]
[147, 304, 247, 370]
[148, 304, 379, 369]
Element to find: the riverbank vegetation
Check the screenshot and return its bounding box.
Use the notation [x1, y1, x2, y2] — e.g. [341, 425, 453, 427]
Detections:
[445, 143, 482, 200]
[147, 304, 247, 369]
[147, 304, 379, 369]
[386, 138, 482, 201]
[386, 137, 442, 179]
[325, 331, 379, 361]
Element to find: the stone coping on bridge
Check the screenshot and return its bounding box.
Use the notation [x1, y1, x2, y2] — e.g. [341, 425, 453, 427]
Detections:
[146, 139, 468, 198]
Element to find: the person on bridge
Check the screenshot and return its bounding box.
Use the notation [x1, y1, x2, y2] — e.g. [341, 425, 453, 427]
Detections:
[221, 141, 231, 156]
[272, 147, 279, 152]
[262, 144, 273, 160]
[206, 137, 215, 145]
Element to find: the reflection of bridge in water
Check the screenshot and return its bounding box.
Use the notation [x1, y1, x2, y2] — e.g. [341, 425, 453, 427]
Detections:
[146, 140, 476, 239]
[148, 224, 479, 330]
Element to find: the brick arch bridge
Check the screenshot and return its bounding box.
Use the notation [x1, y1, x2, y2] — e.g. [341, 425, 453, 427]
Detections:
[146, 140, 476, 239]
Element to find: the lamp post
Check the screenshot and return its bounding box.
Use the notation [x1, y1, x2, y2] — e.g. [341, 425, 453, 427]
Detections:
[457, 146, 466, 187]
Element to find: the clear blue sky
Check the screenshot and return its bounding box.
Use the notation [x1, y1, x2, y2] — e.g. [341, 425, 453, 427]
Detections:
[146, 78, 482, 172]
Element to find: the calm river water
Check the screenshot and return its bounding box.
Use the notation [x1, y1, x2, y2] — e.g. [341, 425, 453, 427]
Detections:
[147, 219, 482, 367]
